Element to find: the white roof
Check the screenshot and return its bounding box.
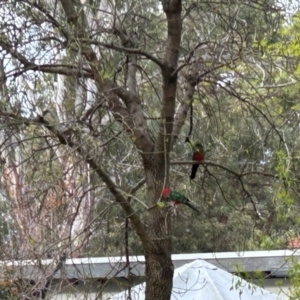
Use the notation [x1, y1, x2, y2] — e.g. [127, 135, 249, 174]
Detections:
[0, 250, 298, 279]
[113, 260, 285, 300]
[1, 249, 297, 266]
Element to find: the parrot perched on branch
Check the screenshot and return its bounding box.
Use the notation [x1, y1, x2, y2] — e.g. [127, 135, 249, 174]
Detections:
[190, 142, 205, 180]
[162, 188, 200, 213]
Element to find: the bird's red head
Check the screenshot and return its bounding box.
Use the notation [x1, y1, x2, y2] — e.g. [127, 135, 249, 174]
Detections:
[162, 187, 170, 197]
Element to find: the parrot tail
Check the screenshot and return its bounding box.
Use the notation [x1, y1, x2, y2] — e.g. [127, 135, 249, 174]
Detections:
[185, 202, 200, 213]
[190, 164, 199, 179]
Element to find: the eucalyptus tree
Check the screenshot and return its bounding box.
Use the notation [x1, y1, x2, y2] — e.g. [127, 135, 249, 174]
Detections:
[0, 0, 288, 299]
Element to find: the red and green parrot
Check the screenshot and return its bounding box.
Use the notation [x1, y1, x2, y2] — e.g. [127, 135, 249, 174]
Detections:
[162, 187, 200, 213]
[190, 142, 205, 180]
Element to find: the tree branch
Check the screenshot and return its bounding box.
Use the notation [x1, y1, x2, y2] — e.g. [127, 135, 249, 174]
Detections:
[6, 64, 93, 79]
[91, 41, 165, 69]
[58, 0, 154, 156]
[162, 0, 182, 68]
[40, 253, 67, 299]
[106, 82, 154, 154]
[170, 160, 276, 178]
[30, 1, 69, 40]
[2, 2, 154, 157]
[0, 111, 150, 249]
[170, 58, 241, 149]
[59, 0, 78, 24]
[170, 81, 195, 148]
[155, 0, 182, 153]
[0, 38, 93, 79]
[127, 178, 146, 201]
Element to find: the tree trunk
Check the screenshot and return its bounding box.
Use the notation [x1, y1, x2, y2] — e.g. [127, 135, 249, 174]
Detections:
[145, 247, 173, 300]
[144, 154, 174, 300]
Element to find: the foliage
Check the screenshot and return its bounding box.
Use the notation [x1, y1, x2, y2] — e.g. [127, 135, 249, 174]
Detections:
[1, 0, 300, 299]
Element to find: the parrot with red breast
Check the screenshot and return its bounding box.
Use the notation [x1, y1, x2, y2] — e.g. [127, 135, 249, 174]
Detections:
[190, 142, 205, 180]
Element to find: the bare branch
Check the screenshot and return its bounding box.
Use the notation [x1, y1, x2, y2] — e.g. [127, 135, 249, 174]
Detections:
[57, 0, 154, 156]
[92, 41, 165, 69]
[129, 178, 146, 197]
[170, 57, 242, 149]
[108, 82, 154, 153]
[1, 7, 154, 156]
[59, 0, 78, 24]
[0, 110, 151, 249]
[40, 253, 67, 299]
[170, 160, 276, 179]
[170, 81, 195, 148]
[6, 64, 93, 79]
[0, 38, 93, 78]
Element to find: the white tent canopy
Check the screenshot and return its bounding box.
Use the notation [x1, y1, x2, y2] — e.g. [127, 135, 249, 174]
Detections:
[113, 259, 285, 300]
